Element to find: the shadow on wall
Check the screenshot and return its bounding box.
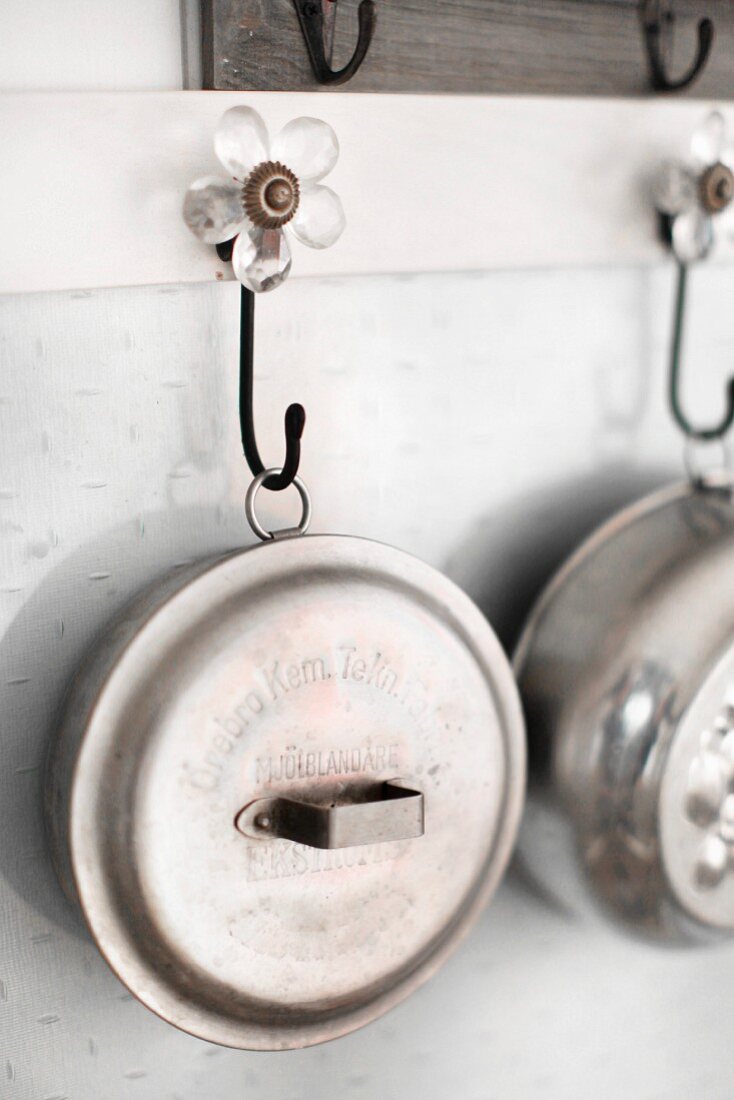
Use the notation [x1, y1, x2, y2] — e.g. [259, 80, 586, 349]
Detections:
[447, 461, 677, 655]
[446, 460, 678, 913]
[0, 504, 249, 937]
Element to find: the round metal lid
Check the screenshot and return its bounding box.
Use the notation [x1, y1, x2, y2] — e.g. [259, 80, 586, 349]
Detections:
[50, 534, 525, 1050]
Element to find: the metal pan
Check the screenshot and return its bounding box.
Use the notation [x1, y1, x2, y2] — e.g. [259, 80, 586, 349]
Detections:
[515, 476, 734, 943]
[46, 531, 525, 1048]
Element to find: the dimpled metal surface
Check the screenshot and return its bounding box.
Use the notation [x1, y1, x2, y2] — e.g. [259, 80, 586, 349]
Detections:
[515, 480, 734, 942]
[45, 533, 525, 1050]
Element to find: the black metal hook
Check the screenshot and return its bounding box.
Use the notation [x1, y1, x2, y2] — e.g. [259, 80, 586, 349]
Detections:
[239, 286, 305, 490]
[668, 259, 734, 441]
[294, 0, 376, 86]
[642, 1, 714, 93]
[215, 242, 304, 492]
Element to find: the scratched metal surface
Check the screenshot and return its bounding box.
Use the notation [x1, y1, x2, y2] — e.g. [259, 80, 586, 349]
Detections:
[2, 267, 734, 1098]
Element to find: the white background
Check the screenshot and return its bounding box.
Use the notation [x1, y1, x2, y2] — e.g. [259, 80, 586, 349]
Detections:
[2, 4, 734, 1099]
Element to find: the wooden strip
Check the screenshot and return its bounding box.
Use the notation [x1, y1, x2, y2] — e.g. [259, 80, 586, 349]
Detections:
[202, 0, 734, 99]
[0, 91, 732, 295]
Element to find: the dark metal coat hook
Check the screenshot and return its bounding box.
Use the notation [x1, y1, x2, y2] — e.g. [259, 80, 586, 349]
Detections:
[239, 286, 305, 491]
[669, 259, 734, 442]
[294, 0, 376, 86]
[642, 1, 714, 93]
[215, 241, 304, 492]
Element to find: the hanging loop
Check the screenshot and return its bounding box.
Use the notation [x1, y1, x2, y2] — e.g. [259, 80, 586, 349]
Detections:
[683, 436, 731, 487]
[294, 0, 376, 86]
[245, 468, 312, 541]
[239, 285, 305, 491]
[642, 1, 714, 93]
[669, 259, 734, 442]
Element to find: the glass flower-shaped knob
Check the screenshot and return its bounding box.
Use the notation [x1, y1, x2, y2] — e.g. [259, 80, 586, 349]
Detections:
[653, 110, 734, 263]
[183, 107, 346, 292]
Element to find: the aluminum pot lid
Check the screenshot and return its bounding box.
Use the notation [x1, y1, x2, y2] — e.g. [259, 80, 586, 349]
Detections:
[50, 534, 525, 1050]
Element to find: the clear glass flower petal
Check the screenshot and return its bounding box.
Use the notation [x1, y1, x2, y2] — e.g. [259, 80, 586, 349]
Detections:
[717, 202, 734, 248]
[290, 185, 345, 249]
[182, 176, 246, 243]
[672, 208, 713, 263]
[652, 161, 697, 216]
[691, 110, 726, 166]
[215, 106, 270, 180]
[721, 143, 734, 171]
[271, 117, 339, 183]
[232, 227, 292, 293]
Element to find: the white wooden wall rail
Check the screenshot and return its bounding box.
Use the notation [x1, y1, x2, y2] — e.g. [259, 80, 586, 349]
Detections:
[0, 92, 732, 295]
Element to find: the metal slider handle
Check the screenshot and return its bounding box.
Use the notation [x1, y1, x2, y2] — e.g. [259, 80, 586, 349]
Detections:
[236, 779, 424, 850]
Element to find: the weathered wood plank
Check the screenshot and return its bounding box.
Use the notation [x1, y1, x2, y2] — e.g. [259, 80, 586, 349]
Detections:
[201, 0, 734, 98]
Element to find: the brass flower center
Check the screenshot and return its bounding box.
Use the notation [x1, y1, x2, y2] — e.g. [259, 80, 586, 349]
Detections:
[699, 162, 734, 215]
[265, 179, 294, 212]
[243, 161, 300, 230]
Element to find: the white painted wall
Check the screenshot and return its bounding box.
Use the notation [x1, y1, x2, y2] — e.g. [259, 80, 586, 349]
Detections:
[2, 3, 734, 1098]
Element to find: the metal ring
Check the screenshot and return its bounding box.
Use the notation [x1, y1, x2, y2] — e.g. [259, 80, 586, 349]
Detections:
[684, 436, 732, 490]
[245, 467, 312, 541]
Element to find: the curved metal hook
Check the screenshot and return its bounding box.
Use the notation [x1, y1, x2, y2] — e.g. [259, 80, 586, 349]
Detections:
[669, 260, 734, 442]
[643, 1, 714, 93]
[213, 242, 304, 491]
[239, 285, 305, 491]
[294, 0, 376, 86]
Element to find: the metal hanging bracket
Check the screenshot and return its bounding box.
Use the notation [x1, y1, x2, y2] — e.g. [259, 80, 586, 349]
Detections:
[294, 0, 376, 86]
[668, 258, 734, 442]
[237, 285, 304, 491]
[216, 239, 305, 493]
[642, 1, 714, 93]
